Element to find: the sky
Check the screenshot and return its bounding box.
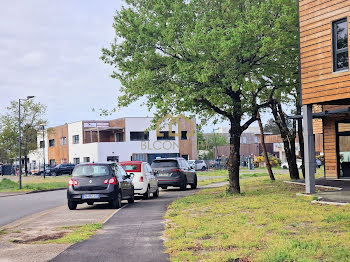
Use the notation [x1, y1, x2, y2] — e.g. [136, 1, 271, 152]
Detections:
[0, 0, 272, 133]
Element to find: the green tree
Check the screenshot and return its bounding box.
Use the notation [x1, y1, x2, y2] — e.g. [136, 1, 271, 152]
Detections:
[199, 133, 229, 159]
[0, 100, 47, 174]
[102, 0, 298, 193]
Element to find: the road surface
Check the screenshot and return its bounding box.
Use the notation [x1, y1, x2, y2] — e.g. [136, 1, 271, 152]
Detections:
[0, 189, 66, 227]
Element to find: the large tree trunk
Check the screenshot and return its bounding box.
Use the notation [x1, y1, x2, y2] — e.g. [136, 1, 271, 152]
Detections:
[257, 113, 275, 180]
[227, 121, 241, 194]
[271, 101, 300, 180]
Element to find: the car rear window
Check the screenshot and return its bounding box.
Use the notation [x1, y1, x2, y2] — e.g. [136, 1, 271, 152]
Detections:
[120, 164, 141, 172]
[72, 165, 110, 177]
[151, 160, 178, 168]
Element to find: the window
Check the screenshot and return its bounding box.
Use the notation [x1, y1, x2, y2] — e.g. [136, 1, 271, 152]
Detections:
[60, 137, 67, 145]
[240, 136, 247, 144]
[39, 141, 44, 148]
[83, 157, 90, 163]
[333, 18, 348, 72]
[73, 158, 80, 164]
[254, 136, 259, 143]
[181, 131, 188, 140]
[61, 158, 67, 164]
[49, 139, 55, 147]
[115, 132, 123, 142]
[49, 159, 56, 167]
[182, 154, 189, 160]
[107, 156, 119, 162]
[130, 131, 149, 141]
[157, 131, 176, 140]
[72, 135, 79, 144]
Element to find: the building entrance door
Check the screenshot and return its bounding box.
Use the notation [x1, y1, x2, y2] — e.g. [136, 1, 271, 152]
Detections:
[337, 123, 350, 177]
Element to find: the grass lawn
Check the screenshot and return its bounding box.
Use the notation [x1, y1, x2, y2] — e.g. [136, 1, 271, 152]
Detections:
[164, 174, 350, 262]
[0, 176, 69, 192]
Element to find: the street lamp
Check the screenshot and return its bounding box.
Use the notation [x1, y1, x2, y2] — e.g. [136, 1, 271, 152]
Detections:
[18, 96, 35, 189]
[40, 124, 46, 179]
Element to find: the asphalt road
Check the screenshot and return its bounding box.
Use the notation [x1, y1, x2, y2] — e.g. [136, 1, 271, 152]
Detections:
[0, 189, 66, 227]
[51, 188, 197, 262]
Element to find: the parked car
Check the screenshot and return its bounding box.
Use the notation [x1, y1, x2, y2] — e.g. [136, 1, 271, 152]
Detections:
[120, 161, 159, 199]
[32, 164, 50, 176]
[67, 162, 134, 210]
[151, 157, 197, 190]
[281, 159, 321, 169]
[194, 160, 207, 171]
[46, 164, 75, 176]
[188, 160, 196, 170]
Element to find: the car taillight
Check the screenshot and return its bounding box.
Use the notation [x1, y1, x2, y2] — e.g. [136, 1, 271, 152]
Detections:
[140, 176, 144, 182]
[68, 179, 78, 186]
[103, 179, 109, 184]
[109, 177, 117, 185]
[171, 169, 181, 172]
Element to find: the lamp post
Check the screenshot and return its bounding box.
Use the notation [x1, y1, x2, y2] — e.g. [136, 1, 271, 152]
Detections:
[40, 124, 46, 179]
[18, 96, 35, 189]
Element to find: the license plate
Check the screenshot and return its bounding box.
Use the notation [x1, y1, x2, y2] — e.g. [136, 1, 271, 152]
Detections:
[82, 194, 100, 199]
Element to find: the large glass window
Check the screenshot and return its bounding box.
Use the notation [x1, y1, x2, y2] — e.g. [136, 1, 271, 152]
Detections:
[333, 18, 348, 72]
[130, 131, 149, 141]
[337, 123, 350, 177]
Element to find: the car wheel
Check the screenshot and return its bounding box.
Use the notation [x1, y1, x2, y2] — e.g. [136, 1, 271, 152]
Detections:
[128, 190, 135, 204]
[68, 201, 77, 210]
[153, 187, 159, 197]
[110, 191, 122, 209]
[52, 171, 56, 176]
[282, 165, 287, 169]
[143, 186, 151, 199]
[201, 166, 206, 171]
[180, 177, 187, 191]
[191, 175, 197, 189]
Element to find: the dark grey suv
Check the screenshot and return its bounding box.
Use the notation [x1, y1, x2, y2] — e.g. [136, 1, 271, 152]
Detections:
[151, 158, 197, 190]
[67, 163, 134, 210]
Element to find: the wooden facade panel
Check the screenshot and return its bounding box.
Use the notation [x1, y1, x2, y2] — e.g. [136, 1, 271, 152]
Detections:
[300, 2, 350, 23]
[299, 0, 350, 104]
[300, 45, 331, 60]
[47, 124, 69, 165]
[301, 57, 331, 71]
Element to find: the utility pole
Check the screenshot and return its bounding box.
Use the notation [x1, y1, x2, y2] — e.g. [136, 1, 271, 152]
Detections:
[41, 124, 46, 179]
[18, 96, 35, 189]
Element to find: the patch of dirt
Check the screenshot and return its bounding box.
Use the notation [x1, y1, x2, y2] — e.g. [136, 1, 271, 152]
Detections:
[12, 232, 67, 243]
[226, 258, 252, 262]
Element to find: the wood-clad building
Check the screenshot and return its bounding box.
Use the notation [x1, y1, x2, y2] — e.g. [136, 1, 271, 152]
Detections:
[299, 0, 350, 192]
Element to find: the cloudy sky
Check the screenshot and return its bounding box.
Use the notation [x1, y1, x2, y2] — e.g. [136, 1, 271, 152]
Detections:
[0, 1, 155, 126]
[1, 1, 272, 132]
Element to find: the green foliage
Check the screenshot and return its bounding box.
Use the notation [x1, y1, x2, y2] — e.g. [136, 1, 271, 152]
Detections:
[102, 0, 298, 126]
[0, 100, 47, 162]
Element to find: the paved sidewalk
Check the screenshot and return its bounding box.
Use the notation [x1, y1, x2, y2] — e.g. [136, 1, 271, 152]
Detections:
[292, 178, 350, 204]
[51, 189, 196, 262]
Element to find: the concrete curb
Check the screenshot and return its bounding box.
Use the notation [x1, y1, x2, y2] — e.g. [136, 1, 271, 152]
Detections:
[283, 181, 343, 191]
[311, 200, 349, 206]
[0, 188, 66, 198]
